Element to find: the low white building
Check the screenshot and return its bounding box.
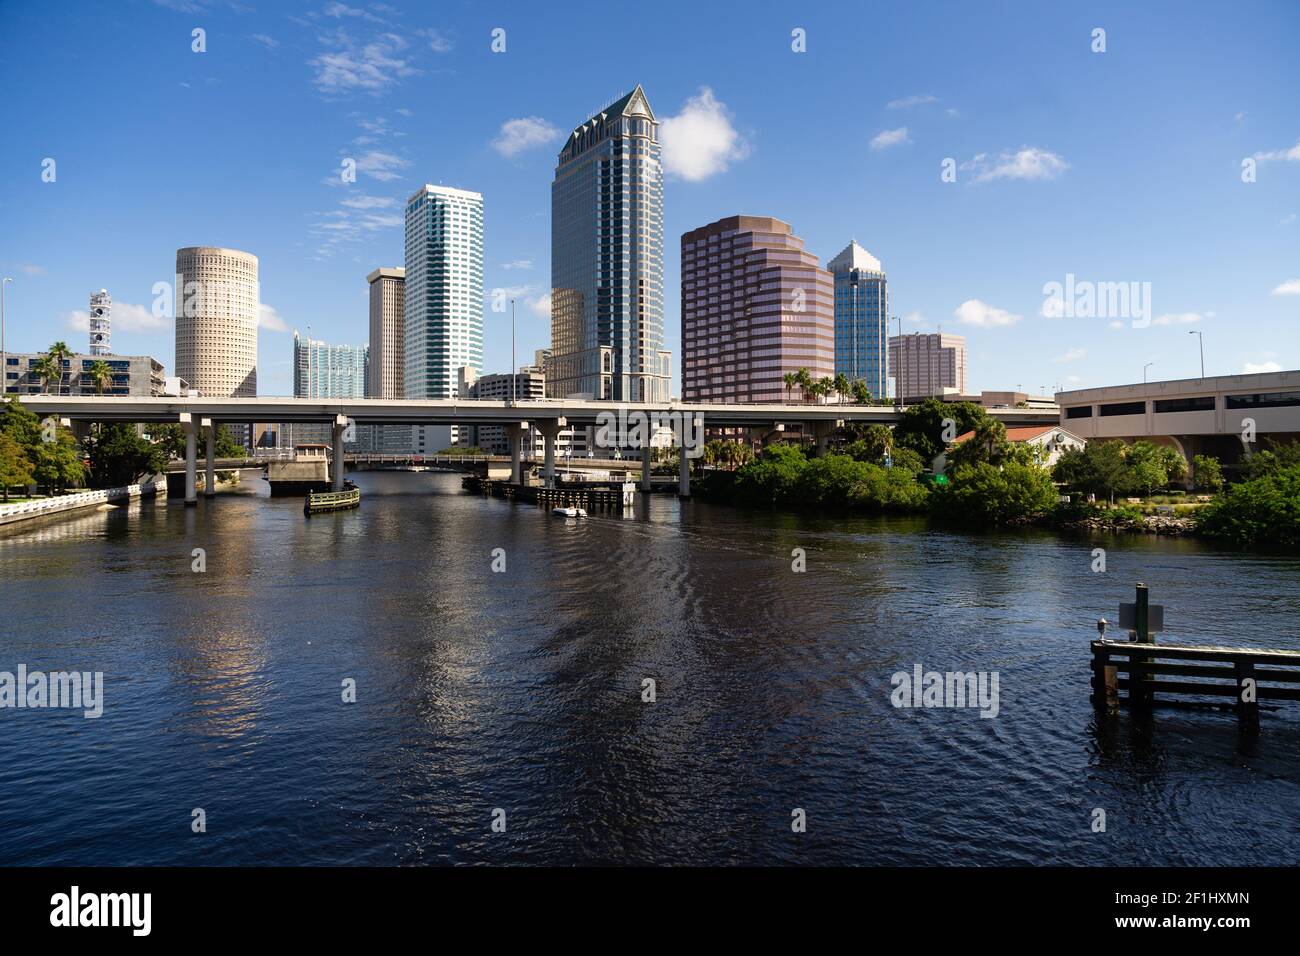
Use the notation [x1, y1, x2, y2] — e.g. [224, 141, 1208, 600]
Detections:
[953, 424, 1086, 467]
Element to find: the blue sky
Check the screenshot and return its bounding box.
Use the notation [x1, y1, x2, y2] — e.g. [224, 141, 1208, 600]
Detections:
[1, 0, 1297, 397]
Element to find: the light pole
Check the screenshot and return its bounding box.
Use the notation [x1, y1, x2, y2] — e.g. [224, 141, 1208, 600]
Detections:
[1189, 330, 1204, 378]
[1143, 362, 1154, 383]
[0, 277, 11, 397]
[510, 298, 516, 406]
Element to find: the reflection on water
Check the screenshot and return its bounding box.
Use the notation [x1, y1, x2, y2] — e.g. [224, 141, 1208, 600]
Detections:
[0, 470, 1297, 865]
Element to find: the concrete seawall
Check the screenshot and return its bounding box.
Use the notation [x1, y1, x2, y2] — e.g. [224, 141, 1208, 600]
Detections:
[0, 480, 165, 527]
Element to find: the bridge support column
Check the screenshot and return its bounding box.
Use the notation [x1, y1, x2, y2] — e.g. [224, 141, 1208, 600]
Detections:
[180, 413, 197, 507]
[812, 419, 841, 456]
[536, 418, 564, 489]
[332, 415, 347, 491]
[509, 423, 525, 485]
[203, 418, 215, 498]
[641, 443, 652, 492]
[678, 442, 691, 497]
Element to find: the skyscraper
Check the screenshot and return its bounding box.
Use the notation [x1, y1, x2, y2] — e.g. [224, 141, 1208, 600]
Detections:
[283, 331, 369, 448]
[366, 267, 405, 399]
[88, 289, 111, 355]
[174, 246, 259, 397]
[681, 216, 834, 403]
[548, 85, 671, 401]
[404, 185, 483, 451]
[828, 241, 889, 399]
[889, 332, 967, 400]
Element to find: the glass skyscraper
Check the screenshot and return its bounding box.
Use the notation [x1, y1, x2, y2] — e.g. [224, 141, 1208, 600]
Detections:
[285, 331, 369, 448]
[548, 85, 671, 401]
[404, 184, 483, 450]
[828, 241, 889, 400]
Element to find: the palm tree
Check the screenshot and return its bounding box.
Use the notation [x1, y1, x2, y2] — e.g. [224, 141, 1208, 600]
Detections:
[782, 371, 796, 403]
[816, 377, 834, 405]
[833, 373, 851, 405]
[794, 368, 813, 404]
[87, 360, 113, 395]
[851, 380, 871, 405]
[46, 341, 73, 394]
[31, 355, 59, 393]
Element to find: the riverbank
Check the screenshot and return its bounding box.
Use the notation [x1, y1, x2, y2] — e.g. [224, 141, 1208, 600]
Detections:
[0, 479, 165, 527]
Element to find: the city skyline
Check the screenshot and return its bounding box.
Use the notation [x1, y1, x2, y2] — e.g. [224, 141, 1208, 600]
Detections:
[1, 0, 1298, 399]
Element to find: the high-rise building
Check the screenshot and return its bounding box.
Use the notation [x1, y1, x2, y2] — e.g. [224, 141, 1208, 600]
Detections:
[4, 351, 165, 396]
[367, 267, 405, 399]
[828, 241, 888, 399]
[681, 215, 834, 404]
[280, 331, 369, 448]
[174, 246, 259, 398]
[888, 332, 967, 400]
[88, 289, 111, 356]
[548, 85, 671, 402]
[404, 185, 483, 452]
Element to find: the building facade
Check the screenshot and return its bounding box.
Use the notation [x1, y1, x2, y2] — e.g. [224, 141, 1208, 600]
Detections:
[280, 332, 370, 449]
[88, 289, 111, 356]
[367, 267, 405, 399]
[889, 332, 967, 401]
[174, 246, 259, 398]
[4, 352, 165, 396]
[828, 241, 889, 399]
[681, 215, 834, 404]
[404, 185, 483, 452]
[548, 85, 671, 402]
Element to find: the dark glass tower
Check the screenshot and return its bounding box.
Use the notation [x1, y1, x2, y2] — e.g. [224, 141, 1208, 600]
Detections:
[548, 85, 671, 401]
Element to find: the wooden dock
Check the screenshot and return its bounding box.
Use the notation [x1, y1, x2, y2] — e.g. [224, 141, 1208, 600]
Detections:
[304, 484, 361, 516]
[1091, 638, 1300, 728]
[461, 475, 632, 513]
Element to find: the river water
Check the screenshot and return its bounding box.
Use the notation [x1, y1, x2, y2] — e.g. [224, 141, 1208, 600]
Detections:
[1, 470, 1297, 865]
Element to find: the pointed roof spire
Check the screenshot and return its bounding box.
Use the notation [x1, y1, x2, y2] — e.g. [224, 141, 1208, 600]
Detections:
[827, 240, 883, 274]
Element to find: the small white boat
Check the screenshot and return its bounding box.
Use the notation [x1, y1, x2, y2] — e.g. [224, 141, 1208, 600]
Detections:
[551, 506, 588, 518]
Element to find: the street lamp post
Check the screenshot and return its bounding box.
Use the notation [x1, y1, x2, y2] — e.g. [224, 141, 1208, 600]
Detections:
[510, 299, 516, 406]
[0, 277, 11, 397]
[1189, 330, 1204, 378]
[1143, 362, 1154, 383]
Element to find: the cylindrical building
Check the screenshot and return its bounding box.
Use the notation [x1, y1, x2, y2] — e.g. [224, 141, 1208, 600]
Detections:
[175, 246, 259, 397]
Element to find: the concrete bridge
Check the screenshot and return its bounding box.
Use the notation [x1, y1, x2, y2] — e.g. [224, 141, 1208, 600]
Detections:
[22, 395, 1061, 504]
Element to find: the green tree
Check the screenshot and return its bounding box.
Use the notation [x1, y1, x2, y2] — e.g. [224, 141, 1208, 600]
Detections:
[833, 372, 851, 404]
[34, 426, 84, 494]
[734, 443, 808, 504]
[31, 355, 60, 394]
[844, 423, 893, 464]
[850, 380, 871, 405]
[1191, 454, 1224, 492]
[0, 429, 35, 500]
[46, 341, 73, 394]
[86, 359, 114, 394]
[82, 423, 167, 487]
[932, 460, 1059, 525]
[1053, 440, 1133, 503]
[947, 417, 1011, 470]
[888, 446, 925, 476]
[214, 425, 245, 458]
[1196, 464, 1300, 547]
[149, 423, 187, 461]
[782, 371, 797, 403]
[794, 367, 813, 404]
[893, 398, 986, 463]
[1240, 440, 1300, 479]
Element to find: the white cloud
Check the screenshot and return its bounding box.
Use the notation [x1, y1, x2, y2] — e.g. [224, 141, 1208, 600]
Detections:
[528, 292, 551, 318]
[352, 150, 410, 181]
[1052, 347, 1087, 363]
[13, 264, 46, 276]
[1282, 213, 1297, 226]
[65, 301, 168, 334]
[501, 259, 533, 271]
[251, 33, 279, 50]
[870, 127, 911, 150]
[1271, 279, 1300, 295]
[1253, 139, 1300, 162]
[417, 28, 452, 53]
[339, 194, 396, 210]
[953, 298, 1022, 328]
[492, 117, 559, 158]
[886, 94, 937, 110]
[1107, 320, 1124, 329]
[310, 31, 418, 94]
[902, 310, 926, 326]
[258, 303, 289, 332]
[1152, 312, 1203, 325]
[659, 87, 750, 181]
[963, 147, 1068, 183]
[1243, 360, 1283, 374]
